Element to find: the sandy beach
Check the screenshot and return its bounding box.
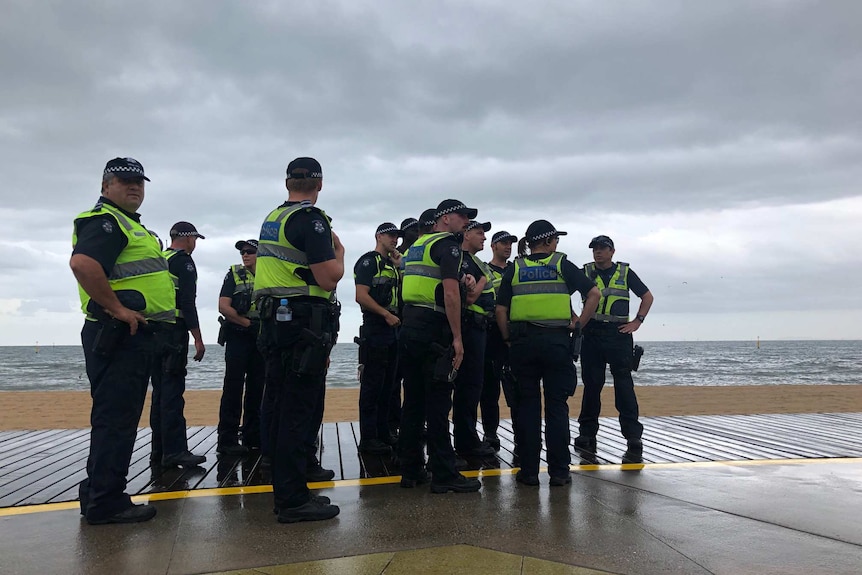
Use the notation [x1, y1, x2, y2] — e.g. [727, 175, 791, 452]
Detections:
[1, 385, 861, 431]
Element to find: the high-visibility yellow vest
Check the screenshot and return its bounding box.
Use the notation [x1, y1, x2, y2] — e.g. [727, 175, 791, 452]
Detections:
[229, 264, 259, 319]
[164, 249, 183, 319]
[354, 251, 400, 314]
[466, 253, 495, 317]
[402, 232, 458, 313]
[72, 201, 175, 323]
[509, 252, 571, 327]
[583, 262, 630, 323]
[487, 263, 506, 293]
[253, 202, 333, 301]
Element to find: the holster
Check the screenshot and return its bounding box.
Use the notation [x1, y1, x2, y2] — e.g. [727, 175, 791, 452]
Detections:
[430, 342, 455, 383]
[91, 319, 129, 358]
[217, 317, 227, 347]
[500, 364, 519, 409]
[570, 325, 583, 362]
[632, 344, 644, 371]
[291, 328, 332, 376]
[160, 328, 188, 374]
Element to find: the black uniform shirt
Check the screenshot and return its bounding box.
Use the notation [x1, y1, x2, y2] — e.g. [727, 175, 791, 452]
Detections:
[496, 252, 595, 308]
[72, 197, 139, 277]
[277, 201, 336, 303]
[219, 270, 237, 298]
[166, 249, 200, 330]
[354, 251, 392, 288]
[487, 262, 509, 276]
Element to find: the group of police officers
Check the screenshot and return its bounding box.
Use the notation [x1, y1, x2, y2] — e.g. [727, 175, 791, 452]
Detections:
[71, 155, 653, 525]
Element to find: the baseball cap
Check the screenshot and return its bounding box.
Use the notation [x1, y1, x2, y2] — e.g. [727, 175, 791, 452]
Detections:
[376, 222, 404, 236]
[286, 157, 322, 179]
[525, 220, 567, 243]
[104, 157, 149, 181]
[491, 231, 517, 244]
[464, 221, 491, 233]
[419, 208, 437, 227]
[434, 199, 478, 220]
[588, 235, 614, 249]
[400, 217, 418, 231]
[234, 239, 259, 251]
[169, 221, 206, 239]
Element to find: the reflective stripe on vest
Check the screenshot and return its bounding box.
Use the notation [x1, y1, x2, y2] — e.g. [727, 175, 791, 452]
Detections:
[467, 253, 496, 317]
[488, 265, 504, 293]
[231, 264, 259, 319]
[253, 202, 333, 301]
[509, 252, 571, 327]
[73, 202, 176, 323]
[402, 232, 457, 313]
[164, 249, 184, 318]
[583, 262, 630, 323]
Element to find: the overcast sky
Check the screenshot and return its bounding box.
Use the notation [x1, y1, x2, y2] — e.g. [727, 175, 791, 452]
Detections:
[1, 0, 861, 346]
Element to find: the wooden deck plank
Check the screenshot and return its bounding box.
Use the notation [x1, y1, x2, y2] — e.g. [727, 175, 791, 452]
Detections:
[4, 413, 862, 508]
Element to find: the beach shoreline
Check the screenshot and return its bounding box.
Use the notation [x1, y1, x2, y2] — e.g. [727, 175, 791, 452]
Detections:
[2, 384, 861, 431]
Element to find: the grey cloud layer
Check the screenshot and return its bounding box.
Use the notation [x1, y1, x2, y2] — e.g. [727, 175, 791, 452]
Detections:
[1, 1, 861, 340]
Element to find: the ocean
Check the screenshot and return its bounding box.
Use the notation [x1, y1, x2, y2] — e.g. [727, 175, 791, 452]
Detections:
[0, 340, 860, 392]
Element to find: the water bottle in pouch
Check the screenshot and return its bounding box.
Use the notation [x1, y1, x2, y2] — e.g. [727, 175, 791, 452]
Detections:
[276, 298, 293, 322]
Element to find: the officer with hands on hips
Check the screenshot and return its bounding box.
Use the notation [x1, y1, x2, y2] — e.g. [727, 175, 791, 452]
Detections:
[575, 235, 654, 464]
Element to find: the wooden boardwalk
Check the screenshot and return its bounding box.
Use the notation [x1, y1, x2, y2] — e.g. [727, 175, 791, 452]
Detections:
[2, 412, 862, 509]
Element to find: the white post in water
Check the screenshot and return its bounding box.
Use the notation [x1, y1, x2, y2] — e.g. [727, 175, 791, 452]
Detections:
[756, 336, 760, 349]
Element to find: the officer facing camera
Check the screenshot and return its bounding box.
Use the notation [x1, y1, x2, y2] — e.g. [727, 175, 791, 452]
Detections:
[215, 239, 265, 456]
[575, 235, 654, 465]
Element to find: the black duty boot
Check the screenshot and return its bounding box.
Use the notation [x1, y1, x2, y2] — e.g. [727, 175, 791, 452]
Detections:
[622, 439, 644, 464]
[306, 464, 336, 482]
[358, 438, 393, 455]
[162, 451, 206, 468]
[574, 436, 598, 464]
[217, 441, 249, 456]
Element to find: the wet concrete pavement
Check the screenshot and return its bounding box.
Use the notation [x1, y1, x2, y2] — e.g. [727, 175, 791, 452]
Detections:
[1, 459, 861, 574]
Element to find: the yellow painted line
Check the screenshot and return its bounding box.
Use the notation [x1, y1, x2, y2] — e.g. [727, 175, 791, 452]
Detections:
[3, 458, 861, 518]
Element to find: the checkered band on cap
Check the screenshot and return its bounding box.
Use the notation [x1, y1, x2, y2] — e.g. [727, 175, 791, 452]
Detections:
[104, 157, 148, 179]
[105, 165, 145, 177]
[491, 231, 516, 244]
[530, 230, 558, 241]
[435, 202, 468, 217]
[377, 225, 399, 234]
[465, 221, 491, 232]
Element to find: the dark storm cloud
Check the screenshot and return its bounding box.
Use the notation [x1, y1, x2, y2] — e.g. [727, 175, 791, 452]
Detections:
[1, 1, 861, 343]
[2, 0, 861, 216]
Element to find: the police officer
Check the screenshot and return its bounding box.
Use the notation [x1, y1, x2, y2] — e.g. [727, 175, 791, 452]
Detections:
[479, 230, 517, 451]
[416, 208, 437, 236]
[149, 222, 207, 468]
[253, 157, 344, 523]
[398, 199, 482, 494]
[71, 157, 175, 524]
[397, 217, 420, 255]
[495, 220, 600, 486]
[387, 210, 436, 440]
[576, 235, 654, 464]
[452, 220, 496, 457]
[216, 239, 265, 455]
[354, 223, 403, 455]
